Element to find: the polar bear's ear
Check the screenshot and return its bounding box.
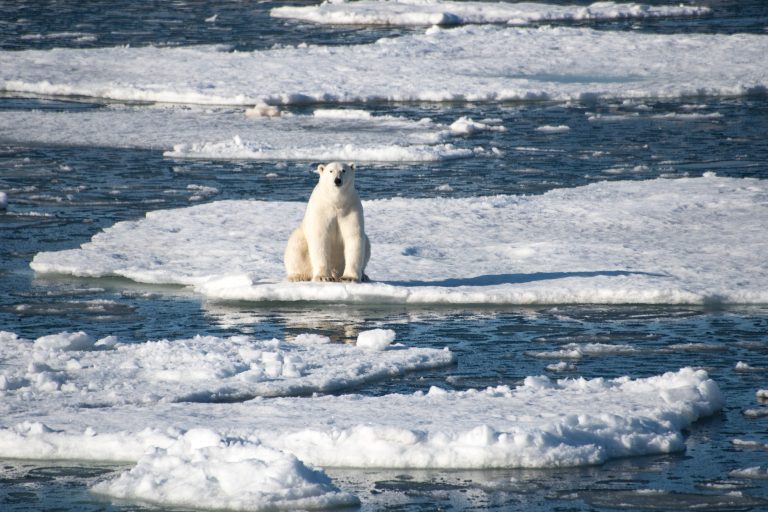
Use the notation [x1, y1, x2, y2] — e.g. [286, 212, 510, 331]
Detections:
[316, 164, 325, 174]
[348, 163, 355, 171]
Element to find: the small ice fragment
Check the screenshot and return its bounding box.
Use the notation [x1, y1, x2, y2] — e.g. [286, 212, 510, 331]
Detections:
[357, 329, 396, 351]
[546, 361, 576, 372]
[535, 125, 570, 133]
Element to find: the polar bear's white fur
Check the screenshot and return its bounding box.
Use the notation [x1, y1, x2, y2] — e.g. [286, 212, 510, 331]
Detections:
[284, 162, 370, 282]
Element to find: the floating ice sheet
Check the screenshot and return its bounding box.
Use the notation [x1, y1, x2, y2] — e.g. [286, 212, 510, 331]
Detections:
[272, 0, 710, 26]
[0, 106, 487, 162]
[90, 431, 360, 511]
[0, 331, 454, 405]
[2, 26, 766, 105]
[31, 176, 768, 305]
[0, 368, 723, 470]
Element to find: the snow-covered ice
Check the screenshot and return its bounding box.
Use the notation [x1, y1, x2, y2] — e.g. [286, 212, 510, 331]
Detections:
[0, 190, 7, 210]
[0, 324, 727, 508]
[91, 430, 359, 511]
[730, 467, 768, 480]
[2, 26, 766, 105]
[535, 124, 571, 133]
[0, 330, 454, 404]
[0, 106, 487, 162]
[31, 176, 768, 305]
[0, 367, 723, 470]
[271, 1, 710, 27]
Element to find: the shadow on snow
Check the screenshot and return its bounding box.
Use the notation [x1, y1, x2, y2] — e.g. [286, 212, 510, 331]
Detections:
[384, 270, 663, 288]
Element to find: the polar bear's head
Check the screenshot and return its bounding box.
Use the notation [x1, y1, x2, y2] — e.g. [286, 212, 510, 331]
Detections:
[317, 162, 356, 192]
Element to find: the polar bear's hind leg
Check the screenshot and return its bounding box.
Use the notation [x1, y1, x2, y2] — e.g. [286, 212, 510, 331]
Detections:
[284, 228, 312, 282]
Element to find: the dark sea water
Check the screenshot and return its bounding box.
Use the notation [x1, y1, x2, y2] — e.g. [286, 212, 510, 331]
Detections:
[1, 1, 768, 511]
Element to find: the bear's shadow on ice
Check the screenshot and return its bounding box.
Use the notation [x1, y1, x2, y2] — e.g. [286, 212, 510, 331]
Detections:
[385, 270, 662, 288]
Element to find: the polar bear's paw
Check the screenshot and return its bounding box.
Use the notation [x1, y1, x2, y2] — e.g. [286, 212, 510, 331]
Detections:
[313, 275, 339, 282]
[287, 274, 312, 282]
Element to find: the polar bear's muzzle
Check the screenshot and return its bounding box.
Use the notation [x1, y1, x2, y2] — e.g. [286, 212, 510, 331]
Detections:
[334, 177, 342, 187]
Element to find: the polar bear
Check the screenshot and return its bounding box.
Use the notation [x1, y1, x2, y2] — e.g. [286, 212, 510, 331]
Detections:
[284, 162, 370, 282]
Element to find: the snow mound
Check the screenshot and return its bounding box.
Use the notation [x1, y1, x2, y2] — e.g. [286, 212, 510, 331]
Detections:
[31, 176, 768, 305]
[0, 331, 455, 404]
[271, 1, 710, 26]
[2, 26, 765, 105]
[92, 429, 359, 511]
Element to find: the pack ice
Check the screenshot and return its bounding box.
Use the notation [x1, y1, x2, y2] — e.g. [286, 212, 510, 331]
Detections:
[2, 25, 766, 105]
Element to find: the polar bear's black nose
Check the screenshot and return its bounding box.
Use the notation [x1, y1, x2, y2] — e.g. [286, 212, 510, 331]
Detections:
[334, 177, 342, 186]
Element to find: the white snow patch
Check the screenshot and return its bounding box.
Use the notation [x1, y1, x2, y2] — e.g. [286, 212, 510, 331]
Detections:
[0, 191, 6, 210]
[271, 1, 710, 26]
[2, 26, 765, 105]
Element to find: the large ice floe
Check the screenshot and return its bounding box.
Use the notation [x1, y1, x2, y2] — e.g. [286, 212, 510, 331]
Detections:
[31, 175, 768, 305]
[0, 106, 496, 162]
[2, 25, 766, 105]
[272, 0, 710, 27]
[0, 330, 454, 405]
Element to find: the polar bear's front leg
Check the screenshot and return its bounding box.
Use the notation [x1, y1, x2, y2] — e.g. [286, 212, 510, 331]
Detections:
[339, 212, 366, 282]
[305, 219, 337, 282]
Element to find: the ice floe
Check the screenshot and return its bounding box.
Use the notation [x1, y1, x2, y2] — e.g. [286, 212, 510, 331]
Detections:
[271, 1, 710, 27]
[2, 26, 766, 105]
[730, 467, 768, 480]
[0, 105, 488, 162]
[31, 176, 768, 305]
[0, 367, 723, 470]
[0, 330, 455, 404]
[535, 124, 571, 133]
[91, 431, 359, 511]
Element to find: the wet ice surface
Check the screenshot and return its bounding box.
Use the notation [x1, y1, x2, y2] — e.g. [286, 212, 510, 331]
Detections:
[2, 1, 768, 511]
